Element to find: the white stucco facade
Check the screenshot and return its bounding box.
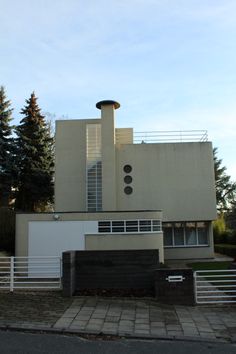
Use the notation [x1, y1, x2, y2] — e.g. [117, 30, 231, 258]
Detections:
[16, 100, 217, 261]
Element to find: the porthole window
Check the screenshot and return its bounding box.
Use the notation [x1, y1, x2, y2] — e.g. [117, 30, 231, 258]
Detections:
[124, 186, 133, 195]
[123, 165, 132, 173]
[124, 175, 132, 184]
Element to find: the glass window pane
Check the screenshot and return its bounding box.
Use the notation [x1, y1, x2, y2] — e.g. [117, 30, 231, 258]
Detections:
[186, 223, 197, 245]
[163, 224, 173, 246]
[173, 223, 184, 245]
[140, 220, 151, 232]
[98, 227, 110, 232]
[152, 220, 161, 231]
[98, 221, 111, 233]
[126, 220, 138, 232]
[112, 221, 125, 233]
[197, 222, 208, 245]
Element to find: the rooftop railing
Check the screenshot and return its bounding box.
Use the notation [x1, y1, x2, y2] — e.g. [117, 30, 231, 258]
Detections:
[133, 130, 208, 143]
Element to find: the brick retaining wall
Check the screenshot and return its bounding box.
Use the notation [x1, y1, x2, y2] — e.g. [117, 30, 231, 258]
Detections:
[62, 249, 159, 297]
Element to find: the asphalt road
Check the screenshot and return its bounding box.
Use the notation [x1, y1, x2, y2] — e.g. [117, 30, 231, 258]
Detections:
[0, 330, 235, 354]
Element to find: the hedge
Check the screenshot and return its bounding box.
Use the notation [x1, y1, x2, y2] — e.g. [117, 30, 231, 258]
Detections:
[0, 207, 15, 253]
[214, 244, 236, 258]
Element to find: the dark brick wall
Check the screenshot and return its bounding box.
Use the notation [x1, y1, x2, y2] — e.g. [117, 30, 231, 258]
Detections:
[155, 268, 195, 306]
[62, 249, 159, 296]
[62, 251, 76, 297]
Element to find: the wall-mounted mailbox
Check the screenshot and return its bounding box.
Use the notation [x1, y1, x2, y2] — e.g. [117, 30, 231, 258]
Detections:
[166, 275, 185, 282]
[155, 269, 194, 305]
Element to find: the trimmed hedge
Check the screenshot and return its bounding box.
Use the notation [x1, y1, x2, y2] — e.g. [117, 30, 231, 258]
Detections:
[0, 207, 15, 253]
[214, 244, 236, 258]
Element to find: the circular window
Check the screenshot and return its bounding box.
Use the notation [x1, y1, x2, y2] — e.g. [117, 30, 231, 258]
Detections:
[124, 186, 133, 195]
[123, 164, 132, 173]
[124, 175, 132, 184]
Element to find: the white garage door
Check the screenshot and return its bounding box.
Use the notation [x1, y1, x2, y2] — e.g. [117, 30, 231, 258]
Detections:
[28, 221, 97, 257]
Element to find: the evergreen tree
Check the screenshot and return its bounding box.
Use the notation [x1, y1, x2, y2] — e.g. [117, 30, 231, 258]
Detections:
[0, 86, 14, 207]
[15, 92, 54, 211]
[213, 147, 236, 213]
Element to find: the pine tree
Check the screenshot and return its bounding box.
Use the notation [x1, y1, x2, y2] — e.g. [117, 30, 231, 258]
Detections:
[0, 86, 14, 207]
[213, 147, 236, 213]
[15, 92, 54, 211]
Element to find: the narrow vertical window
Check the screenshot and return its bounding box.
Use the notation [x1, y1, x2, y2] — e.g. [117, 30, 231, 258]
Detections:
[86, 124, 102, 211]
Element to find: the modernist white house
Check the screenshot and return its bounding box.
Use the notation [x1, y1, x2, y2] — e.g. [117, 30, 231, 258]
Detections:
[15, 100, 217, 262]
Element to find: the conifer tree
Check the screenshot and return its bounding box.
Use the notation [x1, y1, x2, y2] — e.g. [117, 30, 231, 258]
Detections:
[15, 92, 54, 211]
[214, 147, 236, 213]
[0, 86, 14, 207]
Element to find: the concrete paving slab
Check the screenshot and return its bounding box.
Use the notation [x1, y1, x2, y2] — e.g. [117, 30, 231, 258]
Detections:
[1, 292, 236, 343]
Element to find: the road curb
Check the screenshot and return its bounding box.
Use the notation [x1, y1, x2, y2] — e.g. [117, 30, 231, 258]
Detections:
[0, 324, 233, 344]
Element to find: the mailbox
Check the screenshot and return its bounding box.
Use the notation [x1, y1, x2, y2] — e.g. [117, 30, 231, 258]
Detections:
[155, 269, 195, 305]
[166, 275, 185, 282]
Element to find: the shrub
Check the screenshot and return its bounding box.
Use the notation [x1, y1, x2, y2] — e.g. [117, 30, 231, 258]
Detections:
[214, 244, 236, 258]
[226, 230, 236, 245]
[0, 207, 15, 253]
[213, 216, 227, 243]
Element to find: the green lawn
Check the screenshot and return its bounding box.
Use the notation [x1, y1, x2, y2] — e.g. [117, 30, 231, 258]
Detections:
[188, 261, 232, 271]
[215, 244, 236, 249]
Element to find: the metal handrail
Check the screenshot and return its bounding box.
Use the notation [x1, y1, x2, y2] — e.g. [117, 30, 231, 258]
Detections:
[133, 130, 208, 143]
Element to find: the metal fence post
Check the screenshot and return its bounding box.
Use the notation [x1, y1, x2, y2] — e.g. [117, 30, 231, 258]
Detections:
[10, 257, 14, 292]
[60, 257, 62, 288]
[193, 271, 197, 304]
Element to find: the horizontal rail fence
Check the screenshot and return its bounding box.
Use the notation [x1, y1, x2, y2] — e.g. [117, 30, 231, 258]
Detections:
[134, 130, 208, 143]
[0, 257, 61, 291]
[194, 270, 236, 304]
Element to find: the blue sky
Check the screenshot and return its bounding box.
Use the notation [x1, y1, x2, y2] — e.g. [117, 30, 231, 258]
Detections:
[1, 0, 236, 179]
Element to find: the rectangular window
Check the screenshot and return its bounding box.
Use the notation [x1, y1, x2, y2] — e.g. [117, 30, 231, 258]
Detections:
[163, 221, 209, 247]
[112, 221, 125, 233]
[173, 223, 185, 246]
[163, 223, 173, 246]
[98, 221, 111, 233]
[152, 220, 161, 232]
[197, 222, 208, 245]
[186, 222, 197, 245]
[139, 220, 152, 232]
[126, 220, 138, 232]
[86, 124, 102, 211]
[98, 219, 162, 233]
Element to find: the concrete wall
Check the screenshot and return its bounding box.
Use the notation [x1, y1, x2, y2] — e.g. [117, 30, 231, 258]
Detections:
[55, 119, 99, 212]
[55, 120, 216, 222]
[15, 210, 162, 258]
[116, 142, 217, 221]
[115, 128, 133, 145]
[85, 233, 164, 263]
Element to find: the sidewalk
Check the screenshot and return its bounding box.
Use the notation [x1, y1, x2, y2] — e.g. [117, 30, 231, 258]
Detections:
[0, 292, 236, 343]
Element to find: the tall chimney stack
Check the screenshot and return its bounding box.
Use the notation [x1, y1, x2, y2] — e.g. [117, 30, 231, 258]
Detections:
[96, 100, 120, 210]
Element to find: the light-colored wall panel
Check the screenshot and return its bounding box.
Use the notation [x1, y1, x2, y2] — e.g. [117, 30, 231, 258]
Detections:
[28, 221, 97, 257]
[116, 142, 217, 221]
[85, 233, 164, 263]
[55, 119, 99, 211]
[16, 211, 161, 257]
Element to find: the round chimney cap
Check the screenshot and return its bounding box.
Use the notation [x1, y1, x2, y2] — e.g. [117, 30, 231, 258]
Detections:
[96, 100, 120, 110]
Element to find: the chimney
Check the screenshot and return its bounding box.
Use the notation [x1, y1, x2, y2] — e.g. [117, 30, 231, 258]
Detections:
[96, 100, 120, 210]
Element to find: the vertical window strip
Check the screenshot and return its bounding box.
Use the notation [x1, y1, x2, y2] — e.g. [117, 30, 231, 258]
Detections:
[86, 124, 102, 211]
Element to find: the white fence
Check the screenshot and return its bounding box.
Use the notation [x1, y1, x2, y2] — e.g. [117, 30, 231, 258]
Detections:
[0, 257, 62, 291]
[194, 270, 236, 304]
